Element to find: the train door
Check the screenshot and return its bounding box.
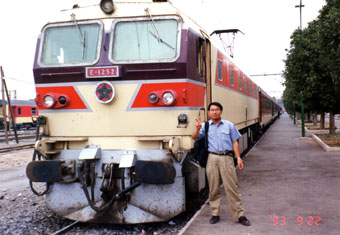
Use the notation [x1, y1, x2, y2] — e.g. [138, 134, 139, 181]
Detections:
[258, 90, 262, 124]
[197, 32, 212, 120]
[204, 39, 212, 120]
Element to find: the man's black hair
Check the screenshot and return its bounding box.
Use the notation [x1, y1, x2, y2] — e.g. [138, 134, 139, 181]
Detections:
[208, 102, 223, 111]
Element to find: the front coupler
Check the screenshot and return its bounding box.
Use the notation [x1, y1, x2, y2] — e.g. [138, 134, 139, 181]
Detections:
[26, 145, 176, 212]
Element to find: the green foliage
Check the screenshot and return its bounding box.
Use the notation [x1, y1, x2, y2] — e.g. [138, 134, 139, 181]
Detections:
[283, 1, 340, 114]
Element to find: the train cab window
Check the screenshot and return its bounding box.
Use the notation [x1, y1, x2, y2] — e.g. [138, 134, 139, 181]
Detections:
[230, 69, 234, 86]
[31, 107, 37, 115]
[17, 107, 22, 116]
[239, 75, 242, 90]
[110, 17, 181, 63]
[38, 21, 103, 67]
[217, 60, 223, 81]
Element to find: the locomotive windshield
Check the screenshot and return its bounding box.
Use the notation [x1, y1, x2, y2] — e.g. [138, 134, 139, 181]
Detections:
[39, 21, 103, 67]
[110, 18, 180, 63]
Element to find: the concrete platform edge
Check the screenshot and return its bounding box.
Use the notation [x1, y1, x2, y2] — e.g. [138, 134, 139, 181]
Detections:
[177, 199, 209, 235]
[311, 133, 340, 151]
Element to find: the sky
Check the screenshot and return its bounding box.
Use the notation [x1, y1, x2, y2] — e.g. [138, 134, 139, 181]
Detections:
[0, 0, 326, 100]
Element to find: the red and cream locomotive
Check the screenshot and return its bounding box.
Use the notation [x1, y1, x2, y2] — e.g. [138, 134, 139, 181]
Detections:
[26, 0, 281, 224]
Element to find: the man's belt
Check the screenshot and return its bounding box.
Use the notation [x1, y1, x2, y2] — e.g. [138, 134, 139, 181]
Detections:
[209, 151, 233, 156]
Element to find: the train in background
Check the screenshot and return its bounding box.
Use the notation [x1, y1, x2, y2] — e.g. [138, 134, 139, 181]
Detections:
[26, 0, 281, 224]
[0, 99, 39, 130]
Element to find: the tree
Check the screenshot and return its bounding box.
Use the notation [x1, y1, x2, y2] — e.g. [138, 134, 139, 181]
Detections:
[283, 1, 340, 134]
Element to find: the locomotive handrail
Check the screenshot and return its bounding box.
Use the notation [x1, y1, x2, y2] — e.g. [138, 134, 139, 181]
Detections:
[41, 71, 85, 78]
[29, 118, 50, 196]
[125, 68, 177, 73]
[233, 117, 259, 126]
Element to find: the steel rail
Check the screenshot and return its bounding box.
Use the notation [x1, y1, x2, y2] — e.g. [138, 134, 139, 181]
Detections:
[0, 143, 34, 153]
[0, 134, 36, 142]
[51, 221, 79, 235]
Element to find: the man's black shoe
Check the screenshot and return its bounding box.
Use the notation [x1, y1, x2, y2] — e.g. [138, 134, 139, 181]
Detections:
[209, 216, 220, 224]
[238, 216, 251, 226]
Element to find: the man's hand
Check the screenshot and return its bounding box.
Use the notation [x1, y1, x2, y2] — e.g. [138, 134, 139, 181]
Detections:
[237, 158, 244, 170]
[232, 140, 244, 170]
[195, 116, 202, 130]
[192, 116, 202, 139]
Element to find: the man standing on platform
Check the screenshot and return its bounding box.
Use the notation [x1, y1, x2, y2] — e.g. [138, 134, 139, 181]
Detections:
[192, 102, 251, 226]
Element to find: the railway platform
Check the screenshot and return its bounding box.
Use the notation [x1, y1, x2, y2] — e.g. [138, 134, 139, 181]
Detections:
[179, 113, 340, 235]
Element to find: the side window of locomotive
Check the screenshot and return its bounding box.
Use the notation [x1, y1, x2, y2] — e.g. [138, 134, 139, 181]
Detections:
[17, 107, 22, 116]
[198, 40, 204, 78]
[239, 75, 242, 90]
[39, 21, 102, 66]
[217, 60, 223, 81]
[111, 18, 179, 63]
[230, 69, 234, 86]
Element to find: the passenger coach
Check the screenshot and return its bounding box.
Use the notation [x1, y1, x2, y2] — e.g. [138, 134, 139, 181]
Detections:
[0, 100, 39, 129]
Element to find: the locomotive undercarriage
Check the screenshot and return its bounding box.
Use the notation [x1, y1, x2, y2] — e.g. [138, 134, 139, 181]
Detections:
[27, 147, 187, 223]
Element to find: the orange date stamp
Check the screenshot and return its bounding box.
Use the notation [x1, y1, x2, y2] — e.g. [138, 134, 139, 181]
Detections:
[269, 216, 322, 226]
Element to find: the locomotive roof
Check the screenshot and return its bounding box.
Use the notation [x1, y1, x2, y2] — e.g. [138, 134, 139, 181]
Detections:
[0, 99, 36, 106]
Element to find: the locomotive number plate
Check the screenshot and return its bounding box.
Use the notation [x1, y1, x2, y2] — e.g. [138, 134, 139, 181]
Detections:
[86, 66, 119, 78]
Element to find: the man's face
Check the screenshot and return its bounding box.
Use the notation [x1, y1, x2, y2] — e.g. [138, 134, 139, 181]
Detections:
[208, 105, 222, 120]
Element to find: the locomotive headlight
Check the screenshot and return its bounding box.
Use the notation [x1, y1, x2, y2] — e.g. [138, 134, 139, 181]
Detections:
[162, 91, 177, 105]
[43, 94, 56, 108]
[100, 0, 114, 14]
[148, 92, 159, 104]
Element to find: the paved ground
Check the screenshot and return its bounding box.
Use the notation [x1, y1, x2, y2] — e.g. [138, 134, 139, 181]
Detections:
[0, 149, 33, 197]
[180, 113, 340, 235]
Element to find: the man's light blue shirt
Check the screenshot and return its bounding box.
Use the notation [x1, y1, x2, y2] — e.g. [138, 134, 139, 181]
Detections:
[198, 119, 241, 152]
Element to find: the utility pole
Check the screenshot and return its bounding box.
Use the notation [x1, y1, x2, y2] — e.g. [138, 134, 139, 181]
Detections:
[295, 0, 305, 137]
[0, 66, 19, 143]
[0, 66, 8, 143]
[295, 0, 305, 30]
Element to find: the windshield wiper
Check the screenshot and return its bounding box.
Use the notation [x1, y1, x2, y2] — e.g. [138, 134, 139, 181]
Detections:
[148, 31, 175, 50]
[144, 8, 175, 50]
[71, 13, 86, 59]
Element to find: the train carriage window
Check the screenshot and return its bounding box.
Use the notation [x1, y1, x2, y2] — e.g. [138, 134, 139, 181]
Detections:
[111, 18, 180, 63]
[39, 21, 103, 67]
[245, 79, 248, 93]
[17, 107, 21, 116]
[230, 69, 234, 86]
[217, 60, 223, 81]
[31, 107, 37, 115]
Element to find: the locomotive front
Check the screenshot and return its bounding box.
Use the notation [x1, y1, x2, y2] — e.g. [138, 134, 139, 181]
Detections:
[26, 1, 206, 223]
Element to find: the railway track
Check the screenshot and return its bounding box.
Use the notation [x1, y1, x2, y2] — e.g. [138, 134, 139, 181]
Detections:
[51, 221, 80, 235]
[0, 134, 36, 142]
[0, 129, 36, 152]
[0, 143, 35, 153]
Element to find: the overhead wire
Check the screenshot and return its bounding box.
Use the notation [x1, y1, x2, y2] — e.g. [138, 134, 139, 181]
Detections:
[3, 76, 35, 85]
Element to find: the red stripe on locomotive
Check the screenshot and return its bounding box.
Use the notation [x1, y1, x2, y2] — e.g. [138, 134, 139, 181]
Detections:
[36, 86, 87, 110]
[131, 82, 205, 108]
